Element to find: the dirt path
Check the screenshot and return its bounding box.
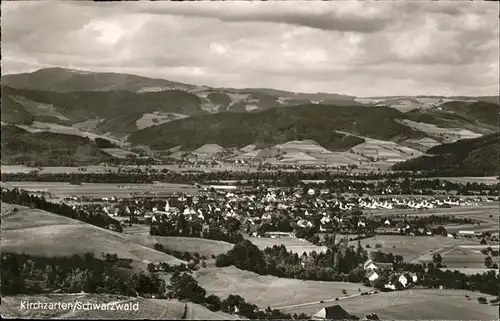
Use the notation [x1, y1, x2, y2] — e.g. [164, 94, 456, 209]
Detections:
[268, 290, 377, 311]
[410, 246, 457, 264]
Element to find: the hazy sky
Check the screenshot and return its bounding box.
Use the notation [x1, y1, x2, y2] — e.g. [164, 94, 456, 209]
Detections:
[2, 1, 499, 96]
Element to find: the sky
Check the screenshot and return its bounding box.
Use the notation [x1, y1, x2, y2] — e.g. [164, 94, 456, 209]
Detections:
[2, 1, 499, 97]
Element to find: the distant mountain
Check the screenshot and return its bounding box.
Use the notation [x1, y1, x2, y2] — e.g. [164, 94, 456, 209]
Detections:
[392, 133, 499, 176]
[1, 125, 113, 166]
[438, 101, 499, 127]
[2, 67, 196, 92]
[2, 67, 498, 156]
[404, 101, 499, 134]
[128, 104, 426, 150]
[1, 94, 35, 125]
[1, 85, 206, 133]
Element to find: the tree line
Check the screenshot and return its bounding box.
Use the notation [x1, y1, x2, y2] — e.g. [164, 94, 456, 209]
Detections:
[1, 188, 122, 232]
[150, 214, 245, 244]
[215, 239, 369, 283]
[1, 252, 164, 297]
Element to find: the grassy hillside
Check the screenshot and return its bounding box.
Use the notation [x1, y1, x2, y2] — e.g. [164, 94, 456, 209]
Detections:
[194, 266, 373, 309]
[1, 125, 113, 166]
[124, 235, 234, 257]
[439, 101, 499, 127]
[1, 203, 184, 267]
[207, 92, 232, 111]
[281, 289, 499, 320]
[1, 94, 35, 125]
[392, 133, 499, 176]
[128, 105, 426, 150]
[2, 86, 205, 127]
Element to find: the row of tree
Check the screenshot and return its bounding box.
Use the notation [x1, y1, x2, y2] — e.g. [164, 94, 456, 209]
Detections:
[150, 215, 245, 244]
[1, 252, 164, 297]
[215, 239, 369, 282]
[1, 188, 122, 232]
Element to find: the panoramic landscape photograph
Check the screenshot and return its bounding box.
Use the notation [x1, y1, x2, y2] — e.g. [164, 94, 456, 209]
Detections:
[1, 0, 499, 320]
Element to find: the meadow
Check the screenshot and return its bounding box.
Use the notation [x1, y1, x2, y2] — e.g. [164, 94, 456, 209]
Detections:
[125, 235, 234, 257]
[193, 266, 373, 309]
[0, 181, 198, 198]
[351, 235, 480, 262]
[278, 288, 499, 320]
[365, 203, 499, 221]
[1, 204, 184, 267]
[247, 236, 328, 254]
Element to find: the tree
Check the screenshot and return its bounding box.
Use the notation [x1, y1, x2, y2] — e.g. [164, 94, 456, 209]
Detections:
[485, 256, 493, 268]
[372, 277, 387, 290]
[432, 253, 443, 267]
[206, 294, 222, 311]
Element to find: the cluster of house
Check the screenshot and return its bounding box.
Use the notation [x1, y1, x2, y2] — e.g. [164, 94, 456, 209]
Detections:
[363, 259, 418, 290]
[63, 186, 487, 237]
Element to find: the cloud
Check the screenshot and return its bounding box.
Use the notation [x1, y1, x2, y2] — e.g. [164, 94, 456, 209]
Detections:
[1, 0, 498, 96]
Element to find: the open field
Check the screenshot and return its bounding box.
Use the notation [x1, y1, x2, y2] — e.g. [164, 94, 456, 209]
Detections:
[351, 235, 480, 262]
[124, 235, 234, 257]
[194, 266, 373, 308]
[443, 222, 499, 233]
[1, 164, 267, 174]
[122, 224, 151, 235]
[247, 237, 328, 254]
[417, 176, 499, 185]
[16, 121, 126, 147]
[1, 203, 184, 267]
[365, 203, 499, 221]
[350, 138, 423, 164]
[100, 148, 140, 159]
[278, 288, 499, 320]
[1, 165, 116, 174]
[439, 267, 499, 275]
[136, 112, 188, 130]
[437, 244, 499, 270]
[0, 182, 198, 198]
[0, 294, 239, 319]
[400, 119, 483, 143]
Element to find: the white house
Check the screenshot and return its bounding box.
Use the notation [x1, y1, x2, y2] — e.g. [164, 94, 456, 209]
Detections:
[363, 259, 378, 271]
[367, 270, 379, 282]
[398, 275, 408, 287]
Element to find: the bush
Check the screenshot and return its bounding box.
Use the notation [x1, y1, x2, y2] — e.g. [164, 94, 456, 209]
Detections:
[478, 297, 488, 304]
[375, 243, 382, 249]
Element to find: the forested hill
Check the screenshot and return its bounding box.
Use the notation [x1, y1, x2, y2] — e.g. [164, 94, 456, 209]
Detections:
[392, 133, 499, 176]
[1, 125, 113, 167]
[127, 104, 427, 150]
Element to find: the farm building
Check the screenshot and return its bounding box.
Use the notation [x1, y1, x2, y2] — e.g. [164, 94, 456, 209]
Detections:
[363, 259, 378, 270]
[363, 313, 380, 320]
[458, 230, 476, 236]
[208, 185, 237, 190]
[311, 305, 356, 320]
[264, 231, 295, 238]
[366, 270, 380, 282]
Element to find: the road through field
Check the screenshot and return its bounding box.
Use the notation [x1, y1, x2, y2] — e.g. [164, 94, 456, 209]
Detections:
[410, 245, 457, 264]
[268, 291, 377, 311]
